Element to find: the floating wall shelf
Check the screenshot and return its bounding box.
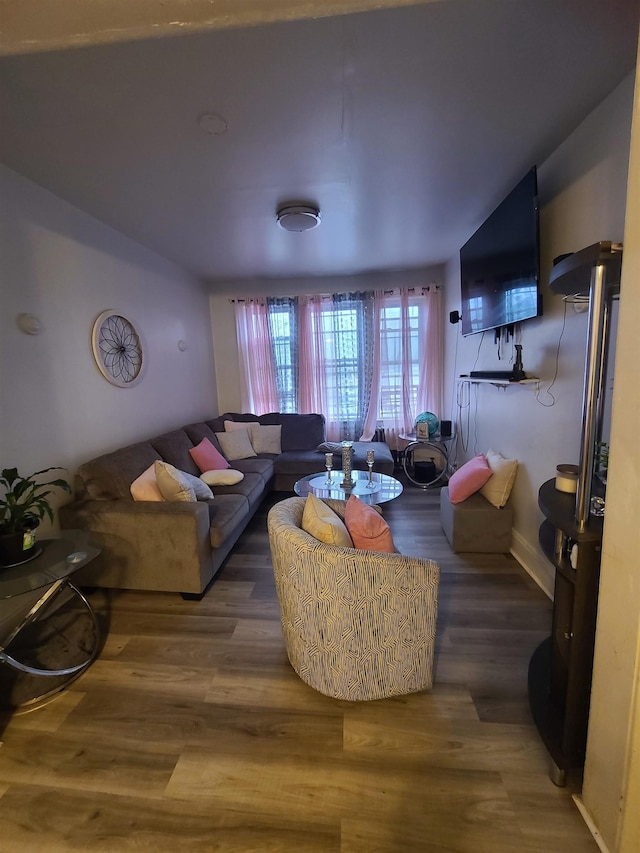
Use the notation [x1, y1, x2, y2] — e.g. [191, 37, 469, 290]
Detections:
[458, 376, 540, 389]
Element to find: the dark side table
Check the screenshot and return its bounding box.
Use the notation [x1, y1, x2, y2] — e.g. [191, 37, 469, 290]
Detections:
[0, 530, 101, 710]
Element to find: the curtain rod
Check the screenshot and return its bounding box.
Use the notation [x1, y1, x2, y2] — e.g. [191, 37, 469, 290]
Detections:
[228, 285, 440, 303]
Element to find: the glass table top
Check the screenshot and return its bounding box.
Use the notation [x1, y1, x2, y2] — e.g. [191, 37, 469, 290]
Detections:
[294, 470, 403, 504]
[0, 530, 101, 600]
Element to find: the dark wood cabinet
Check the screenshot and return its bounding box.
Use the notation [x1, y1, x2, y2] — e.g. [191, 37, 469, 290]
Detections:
[528, 479, 603, 785]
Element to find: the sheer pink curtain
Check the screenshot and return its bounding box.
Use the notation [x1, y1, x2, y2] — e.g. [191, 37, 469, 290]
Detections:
[297, 295, 326, 412]
[297, 295, 346, 439]
[234, 298, 279, 414]
[361, 287, 443, 451]
[417, 286, 443, 419]
[360, 291, 383, 441]
[383, 289, 417, 451]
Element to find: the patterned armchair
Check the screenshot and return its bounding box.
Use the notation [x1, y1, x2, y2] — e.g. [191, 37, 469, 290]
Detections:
[267, 496, 439, 701]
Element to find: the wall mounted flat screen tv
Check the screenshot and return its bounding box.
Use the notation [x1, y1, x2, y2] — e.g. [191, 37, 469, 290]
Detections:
[460, 167, 542, 336]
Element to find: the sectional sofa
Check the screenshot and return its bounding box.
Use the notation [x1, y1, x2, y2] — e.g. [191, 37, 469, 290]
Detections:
[60, 412, 394, 598]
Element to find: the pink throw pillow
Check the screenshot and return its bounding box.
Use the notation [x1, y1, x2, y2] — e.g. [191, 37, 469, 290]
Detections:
[448, 453, 493, 504]
[130, 463, 164, 501]
[344, 494, 396, 553]
[189, 437, 230, 473]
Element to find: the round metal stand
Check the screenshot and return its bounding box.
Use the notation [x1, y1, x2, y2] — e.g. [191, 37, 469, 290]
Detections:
[402, 439, 449, 489]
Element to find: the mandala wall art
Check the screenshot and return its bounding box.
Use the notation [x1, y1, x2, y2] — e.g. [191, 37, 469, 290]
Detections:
[91, 311, 144, 387]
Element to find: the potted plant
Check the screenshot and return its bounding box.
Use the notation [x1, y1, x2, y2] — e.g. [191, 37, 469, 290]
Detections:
[0, 467, 71, 567]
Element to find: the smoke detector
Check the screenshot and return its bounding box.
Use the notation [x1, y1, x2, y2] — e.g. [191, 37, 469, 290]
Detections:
[276, 204, 321, 232]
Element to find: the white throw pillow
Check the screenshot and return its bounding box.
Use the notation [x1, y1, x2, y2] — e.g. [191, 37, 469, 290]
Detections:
[154, 461, 213, 502]
[223, 420, 253, 433]
[479, 448, 518, 508]
[250, 423, 282, 455]
[130, 463, 164, 501]
[215, 429, 257, 461]
[200, 469, 245, 486]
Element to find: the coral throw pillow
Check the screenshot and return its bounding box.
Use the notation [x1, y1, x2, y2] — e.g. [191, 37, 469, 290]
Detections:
[344, 494, 396, 553]
[301, 493, 353, 548]
[448, 454, 493, 504]
[189, 437, 230, 473]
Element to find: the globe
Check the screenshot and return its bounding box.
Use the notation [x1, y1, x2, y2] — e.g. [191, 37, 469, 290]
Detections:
[416, 411, 440, 437]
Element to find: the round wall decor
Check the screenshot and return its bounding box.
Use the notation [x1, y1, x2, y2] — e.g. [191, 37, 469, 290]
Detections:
[91, 311, 144, 387]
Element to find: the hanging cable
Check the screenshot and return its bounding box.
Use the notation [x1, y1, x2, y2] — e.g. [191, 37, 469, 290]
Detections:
[535, 300, 568, 407]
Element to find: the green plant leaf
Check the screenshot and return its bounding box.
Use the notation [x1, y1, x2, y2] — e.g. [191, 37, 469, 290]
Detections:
[0, 466, 71, 533]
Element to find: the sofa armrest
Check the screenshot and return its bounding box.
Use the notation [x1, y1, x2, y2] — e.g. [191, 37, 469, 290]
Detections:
[59, 499, 213, 594]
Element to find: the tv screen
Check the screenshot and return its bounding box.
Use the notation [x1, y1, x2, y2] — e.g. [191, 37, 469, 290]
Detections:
[460, 167, 541, 336]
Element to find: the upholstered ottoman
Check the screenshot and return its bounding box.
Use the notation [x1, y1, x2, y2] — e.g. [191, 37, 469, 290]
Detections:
[440, 486, 513, 553]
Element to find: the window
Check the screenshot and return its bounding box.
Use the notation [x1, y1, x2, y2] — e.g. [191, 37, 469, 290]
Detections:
[268, 300, 297, 414]
[378, 300, 421, 422]
[236, 287, 442, 445]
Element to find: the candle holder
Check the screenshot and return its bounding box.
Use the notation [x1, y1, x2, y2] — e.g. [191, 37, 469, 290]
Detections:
[341, 441, 354, 489]
[366, 449, 375, 488]
[324, 452, 334, 486]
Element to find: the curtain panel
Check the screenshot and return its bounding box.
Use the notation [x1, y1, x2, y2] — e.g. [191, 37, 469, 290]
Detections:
[234, 298, 279, 414]
[235, 285, 442, 446]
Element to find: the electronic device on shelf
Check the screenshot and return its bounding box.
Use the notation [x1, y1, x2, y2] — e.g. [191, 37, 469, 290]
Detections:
[469, 370, 518, 380]
[460, 166, 542, 336]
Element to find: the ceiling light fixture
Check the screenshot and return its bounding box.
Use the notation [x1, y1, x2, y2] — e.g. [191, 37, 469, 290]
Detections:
[276, 203, 321, 232]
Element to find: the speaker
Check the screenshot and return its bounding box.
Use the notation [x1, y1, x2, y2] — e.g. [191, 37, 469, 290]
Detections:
[440, 420, 452, 438]
[414, 460, 436, 484]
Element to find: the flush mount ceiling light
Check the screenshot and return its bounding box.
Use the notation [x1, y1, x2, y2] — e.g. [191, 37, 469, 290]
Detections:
[276, 204, 321, 232]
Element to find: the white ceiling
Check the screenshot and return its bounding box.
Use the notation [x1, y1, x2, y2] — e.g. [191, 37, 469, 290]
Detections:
[0, 0, 638, 283]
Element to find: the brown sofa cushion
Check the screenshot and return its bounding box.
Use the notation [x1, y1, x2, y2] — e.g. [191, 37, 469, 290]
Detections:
[223, 412, 260, 423]
[151, 430, 200, 477]
[182, 422, 220, 449]
[78, 441, 160, 500]
[259, 413, 325, 451]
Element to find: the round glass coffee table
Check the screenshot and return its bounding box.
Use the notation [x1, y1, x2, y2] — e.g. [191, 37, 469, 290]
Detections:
[294, 470, 403, 505]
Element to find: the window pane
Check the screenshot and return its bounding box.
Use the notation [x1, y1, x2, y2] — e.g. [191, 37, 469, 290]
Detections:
[268, 303, 297, 413]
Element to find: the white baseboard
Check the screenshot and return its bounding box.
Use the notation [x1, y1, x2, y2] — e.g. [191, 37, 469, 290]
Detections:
[573, 795, 611, 853]
[510, 528, 554, 599]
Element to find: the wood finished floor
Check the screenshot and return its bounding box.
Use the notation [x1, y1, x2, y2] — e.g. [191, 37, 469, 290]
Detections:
[0, 481, 598, 853]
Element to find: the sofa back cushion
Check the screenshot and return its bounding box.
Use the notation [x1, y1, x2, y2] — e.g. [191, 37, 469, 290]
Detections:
[78, 441, 161, 500]
[206, 412, 259, 435]
[259, 413, 325, 451]
[224, 412, 260, 423]
[182, 421, 221, 449]
[151, 430, 200, 477]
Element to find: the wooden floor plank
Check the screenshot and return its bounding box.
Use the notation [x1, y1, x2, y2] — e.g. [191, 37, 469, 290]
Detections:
[0, 479, 598, 851]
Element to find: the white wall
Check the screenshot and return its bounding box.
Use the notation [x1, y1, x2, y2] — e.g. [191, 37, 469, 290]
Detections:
[443, 72, 635, 595]
[209, 265, 445, 414]
[580, 58, 640, 852]
[0, 164, 218, 526]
